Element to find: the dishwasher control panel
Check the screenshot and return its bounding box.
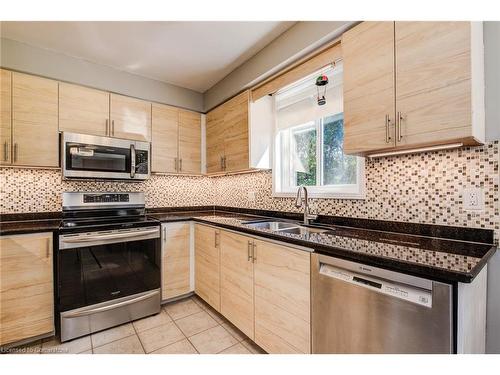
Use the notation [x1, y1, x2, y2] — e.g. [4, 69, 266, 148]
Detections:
[319, 263, 432, 308]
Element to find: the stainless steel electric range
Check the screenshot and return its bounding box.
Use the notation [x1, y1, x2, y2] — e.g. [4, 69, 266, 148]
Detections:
[57, 192, 161, 342]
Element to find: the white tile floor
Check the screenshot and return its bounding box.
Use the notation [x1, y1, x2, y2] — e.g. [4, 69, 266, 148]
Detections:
[8, 295, 266, 354]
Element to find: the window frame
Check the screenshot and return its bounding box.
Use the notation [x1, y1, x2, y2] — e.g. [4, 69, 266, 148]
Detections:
[272, 115, 366, 200]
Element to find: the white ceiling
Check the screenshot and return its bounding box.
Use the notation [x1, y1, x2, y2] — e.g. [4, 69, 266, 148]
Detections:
[0, 21, 295, 92]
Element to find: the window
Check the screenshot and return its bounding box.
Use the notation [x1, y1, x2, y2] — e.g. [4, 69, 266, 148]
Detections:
[273, 62, 365, 198]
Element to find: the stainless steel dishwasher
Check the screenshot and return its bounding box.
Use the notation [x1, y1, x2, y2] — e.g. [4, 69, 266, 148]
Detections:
[312, 253, 453, 353]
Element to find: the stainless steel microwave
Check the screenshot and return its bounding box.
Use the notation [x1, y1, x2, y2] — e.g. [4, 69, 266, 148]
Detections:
[61, 132, 150, 180]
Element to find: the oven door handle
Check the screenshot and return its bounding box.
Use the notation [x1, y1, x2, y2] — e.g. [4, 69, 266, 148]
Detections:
[61, 228, 159, 244]
[62, 290, 159, 318]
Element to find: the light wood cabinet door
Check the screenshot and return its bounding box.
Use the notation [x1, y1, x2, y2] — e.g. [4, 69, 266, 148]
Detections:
[220, 230, 254, 339]
[194, 224, 221, 311]
[223, 91, 249, 172]
[151, 103, 179, 173]
[395, 22, 473, 147]
[253, 239, 311, 354]
[206, 105, 225, 173]
[110, 94, 151, 141]
[178, 109, 201, 174]
[59, 82, 110, 136]
[0, 232, 54, 346]
[12, 73, 59, 167]
[0, 69, 12, 165]
[162, 222, 191, 300]
[343, 22, 396, 155]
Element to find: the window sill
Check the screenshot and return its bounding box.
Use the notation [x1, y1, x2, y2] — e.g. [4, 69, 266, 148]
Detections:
[272, 191, 366, 200]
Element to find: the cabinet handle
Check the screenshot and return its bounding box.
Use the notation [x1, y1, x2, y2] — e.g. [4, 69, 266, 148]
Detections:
[163, 226, 167, 242]
[175, 157, 178, 172]
[252, 242, 256, 263]
[3, 141, 8, 162]
[214, 231, 220, 248]
[105, 119, 109, 136]
[223, 156, 226, 170]
[13, 143, 18, 163]
[46, 238, 50, 259]
[247, 240, 253, 261]
[385, 115, 392, 143]
[397, 112, 404, 142]
[112, 120, 115, 136]
[220, 156, 224, 170]
[179, 158, 182, 172]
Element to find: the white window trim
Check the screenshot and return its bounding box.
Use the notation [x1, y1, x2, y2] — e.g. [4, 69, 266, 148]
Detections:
[272, 107, 366, 200]
[272, 151, 366, 199]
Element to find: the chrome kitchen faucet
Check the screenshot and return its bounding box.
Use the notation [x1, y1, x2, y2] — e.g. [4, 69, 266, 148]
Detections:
[295, 186, 318, 225]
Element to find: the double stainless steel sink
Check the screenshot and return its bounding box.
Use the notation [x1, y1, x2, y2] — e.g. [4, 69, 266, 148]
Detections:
[242, 219, 333, 236]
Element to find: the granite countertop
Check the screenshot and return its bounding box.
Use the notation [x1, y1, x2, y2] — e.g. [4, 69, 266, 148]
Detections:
[149, 211, 496, 283]
[1, 208, 496, 283]
[0, 218, 62, 235]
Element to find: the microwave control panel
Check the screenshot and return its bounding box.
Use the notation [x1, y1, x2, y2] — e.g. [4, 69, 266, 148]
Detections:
[135, 150, 149, 174]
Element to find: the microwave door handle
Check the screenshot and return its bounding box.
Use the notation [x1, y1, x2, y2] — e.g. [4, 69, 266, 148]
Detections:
[130, 144, 136, 178]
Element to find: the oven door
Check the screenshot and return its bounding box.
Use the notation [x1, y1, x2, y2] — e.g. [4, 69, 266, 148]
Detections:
[58, 226, 161, 313]
[57, 226, 161, 341]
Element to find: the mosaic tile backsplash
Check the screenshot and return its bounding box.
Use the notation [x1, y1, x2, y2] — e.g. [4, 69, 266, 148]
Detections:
[0, 170, 214, 212]
[212, 141, 499, 241]
[1, 141, 499, 240]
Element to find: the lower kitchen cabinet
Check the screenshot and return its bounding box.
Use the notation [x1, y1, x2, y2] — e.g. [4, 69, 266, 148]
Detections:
[194, 224, 221, 311]
[0, 232, 54, 346]
[253, 239, 311, 354]
[220, 230, 255, 339]
[161, 222, 192, 301]
[194, 226, 311, 354]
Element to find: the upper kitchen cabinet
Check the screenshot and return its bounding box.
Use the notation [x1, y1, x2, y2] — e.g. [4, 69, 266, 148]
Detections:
[152, 103, 179, 173]
[1, 69, 12, 165]
[206, 90, 273, 174]
[151, 103, 202, 174]
[59, 83, 110, 137]
[11, 72, 59, 167]
[394, 22, 483, 148]
[343, 21, 485, 156]
[110, 93, 151, 142]
[222, 91, 250, 172]
[206, 104, 226, 173]
[178, 109, 201, 174]
[343, 22, 396, 154]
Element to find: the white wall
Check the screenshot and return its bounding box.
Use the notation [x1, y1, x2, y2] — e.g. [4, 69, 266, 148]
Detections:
[0, 38, 204, 112]
[485, 22, 500, 142]
[484, 21, 500, 354]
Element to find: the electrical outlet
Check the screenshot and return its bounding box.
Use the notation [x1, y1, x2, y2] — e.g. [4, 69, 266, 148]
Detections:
[247, 191, 256, 202]
[463, 188, 484, 210]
